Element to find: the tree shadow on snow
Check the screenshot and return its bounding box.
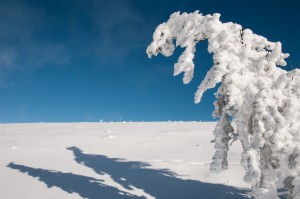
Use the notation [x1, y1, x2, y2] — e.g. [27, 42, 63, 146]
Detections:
[7, 146, 250, 199]
[68, 146, 249, 199]
[7, 162, 141, 199]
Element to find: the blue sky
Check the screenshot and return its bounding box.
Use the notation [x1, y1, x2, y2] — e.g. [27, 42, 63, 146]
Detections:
[0, 0, 299, 123]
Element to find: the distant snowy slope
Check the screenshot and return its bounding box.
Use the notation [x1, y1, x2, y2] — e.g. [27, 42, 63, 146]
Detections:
[0, 122, 249, 199]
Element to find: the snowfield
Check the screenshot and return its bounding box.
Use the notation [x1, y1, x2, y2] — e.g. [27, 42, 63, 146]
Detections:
[0, 122, 250, 199]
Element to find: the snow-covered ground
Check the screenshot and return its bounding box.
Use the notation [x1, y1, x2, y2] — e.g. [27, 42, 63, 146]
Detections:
[0, 122, 250, 199]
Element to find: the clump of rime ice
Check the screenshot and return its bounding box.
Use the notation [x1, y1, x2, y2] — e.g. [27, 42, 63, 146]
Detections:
[147, 11, 300, 199]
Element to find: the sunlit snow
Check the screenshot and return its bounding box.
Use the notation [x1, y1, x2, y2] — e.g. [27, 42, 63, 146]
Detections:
[0, 122, 249, 199]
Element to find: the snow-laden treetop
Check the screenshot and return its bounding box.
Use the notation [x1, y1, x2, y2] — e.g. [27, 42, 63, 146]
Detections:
[147, 11, 300, 199]
[147, 11, 290, 105]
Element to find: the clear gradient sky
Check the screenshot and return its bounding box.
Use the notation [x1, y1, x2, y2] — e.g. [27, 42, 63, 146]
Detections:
[0, 0, 299, 123]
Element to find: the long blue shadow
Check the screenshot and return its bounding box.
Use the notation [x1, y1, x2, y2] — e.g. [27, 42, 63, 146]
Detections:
[67, 146, 249, 199]
[7, 162, 143, 199]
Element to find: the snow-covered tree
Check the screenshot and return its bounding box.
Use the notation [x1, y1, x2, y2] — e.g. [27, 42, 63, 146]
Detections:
[147, 11, 300, 199]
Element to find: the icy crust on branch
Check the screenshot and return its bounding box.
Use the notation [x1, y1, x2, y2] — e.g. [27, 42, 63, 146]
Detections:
[147, 11, 300, 199]
[147, 11, 288, 104]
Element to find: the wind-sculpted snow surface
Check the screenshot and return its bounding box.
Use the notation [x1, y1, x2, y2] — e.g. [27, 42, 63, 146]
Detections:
[1, 122, 248, 199]
[147, 11, 300, 199]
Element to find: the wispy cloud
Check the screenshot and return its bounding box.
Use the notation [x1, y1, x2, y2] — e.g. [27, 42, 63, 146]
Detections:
[0, 0, 72, 86]
[0, 0, 150, 87]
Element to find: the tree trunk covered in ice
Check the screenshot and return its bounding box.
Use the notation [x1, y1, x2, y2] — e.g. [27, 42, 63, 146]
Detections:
[147, 11, 300, 199]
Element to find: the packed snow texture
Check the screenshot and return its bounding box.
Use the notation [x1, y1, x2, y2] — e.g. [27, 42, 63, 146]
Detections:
[0, 122, 249, 199]
[147, 11, 300, 199]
